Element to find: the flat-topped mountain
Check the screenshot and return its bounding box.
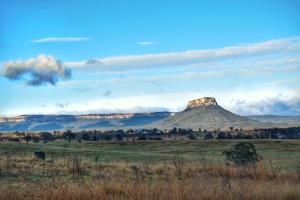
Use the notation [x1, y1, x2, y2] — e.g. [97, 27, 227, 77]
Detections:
[186, 97, 218, 109]
[152, 97, 263, 130]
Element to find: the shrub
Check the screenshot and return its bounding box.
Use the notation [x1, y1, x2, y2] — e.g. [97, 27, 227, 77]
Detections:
[69, 155, 85, 177]
[23, 135, 32, 144]
[32, 137, 40, 143]
[187, 133, 197, 140]
[223, 142, 260, 166]
[8, 138, 20, 142]
[34, 151, 46, 160]
[204, 132, 214, 140]
[40, 132, 53, 142]
[137, 135, 147, 140]
[172, 155, 184, 176]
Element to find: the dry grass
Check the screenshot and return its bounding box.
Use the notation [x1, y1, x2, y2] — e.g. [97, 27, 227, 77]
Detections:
[0, 151, 300, 200]
[1, 176, 300, 200]
[1, 140, 300, 200]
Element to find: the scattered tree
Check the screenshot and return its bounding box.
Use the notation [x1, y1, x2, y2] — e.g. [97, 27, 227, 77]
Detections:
[23, 135, 32, 144]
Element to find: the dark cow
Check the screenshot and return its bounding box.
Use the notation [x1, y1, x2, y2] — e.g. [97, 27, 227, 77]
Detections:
[34, 151, 46, 160]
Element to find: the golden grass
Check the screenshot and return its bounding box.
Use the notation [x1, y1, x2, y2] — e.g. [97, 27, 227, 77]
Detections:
[1, 177, 300, 200]
[0, 150, 300, 200]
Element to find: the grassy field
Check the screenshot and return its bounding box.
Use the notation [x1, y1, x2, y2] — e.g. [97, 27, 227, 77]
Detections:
[1, 140, 299, 171]
[0, 140, 300, 199]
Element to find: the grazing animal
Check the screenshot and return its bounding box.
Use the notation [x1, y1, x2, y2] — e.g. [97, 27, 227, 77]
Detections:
[34, 151, 46, 160]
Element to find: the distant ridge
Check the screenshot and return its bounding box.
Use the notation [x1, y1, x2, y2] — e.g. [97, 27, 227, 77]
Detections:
[0, 112, 171, 131]
[1, 97, 299, 131]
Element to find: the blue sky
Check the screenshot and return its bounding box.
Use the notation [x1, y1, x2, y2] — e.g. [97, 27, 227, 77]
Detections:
[1, 0, 300, 116]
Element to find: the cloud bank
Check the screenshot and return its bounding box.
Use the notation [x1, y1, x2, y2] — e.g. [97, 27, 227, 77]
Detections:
[31, 37, 90, 43]
[3, 55, 71, 86]
[231, 97, 300, 116]
[5, 86, 299, 116]
[67, 37, 300, 69]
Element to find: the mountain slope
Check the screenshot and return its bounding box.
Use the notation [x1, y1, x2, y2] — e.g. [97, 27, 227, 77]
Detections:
[153, 105, 260, 130]
[152, 97, 263, 130]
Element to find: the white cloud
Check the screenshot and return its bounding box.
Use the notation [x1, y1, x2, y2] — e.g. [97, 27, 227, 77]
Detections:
[215, 88, 300, 116]
[57, 69, 228, 89]
[31, 37, 90, 43]
[67, 37, 300, 69]
[231, 98, 300, 116]
[137, 41, 157, 45]
[3, 54, 71, 86]
[61, 55, 300, 86]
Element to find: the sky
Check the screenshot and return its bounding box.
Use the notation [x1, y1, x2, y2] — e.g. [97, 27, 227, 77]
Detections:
[0, 0, 300, 116]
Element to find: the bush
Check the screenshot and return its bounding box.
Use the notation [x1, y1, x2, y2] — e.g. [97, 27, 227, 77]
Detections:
[223, 142, 260, 166]
[204, 132, 214, 140]
[40, 132, 53, 142]
[187, 133, 197, 140]
[32, 137, 40, 143]
[8, 138, 20, 142]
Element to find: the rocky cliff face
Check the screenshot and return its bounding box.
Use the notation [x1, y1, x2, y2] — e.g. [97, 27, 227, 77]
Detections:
[186, 97, 217, 110]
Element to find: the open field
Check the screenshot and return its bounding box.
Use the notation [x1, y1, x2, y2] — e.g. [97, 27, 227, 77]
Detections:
[1, 140, 300, 171]
[0, 140, 300, 199]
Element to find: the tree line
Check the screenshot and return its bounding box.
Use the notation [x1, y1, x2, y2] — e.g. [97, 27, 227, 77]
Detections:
[1, 126, 300, 143]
